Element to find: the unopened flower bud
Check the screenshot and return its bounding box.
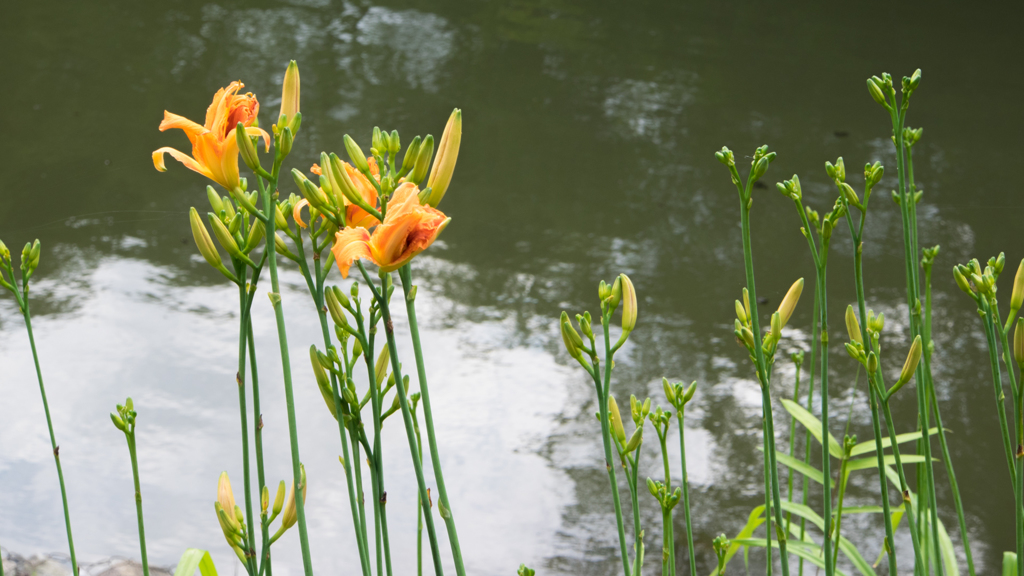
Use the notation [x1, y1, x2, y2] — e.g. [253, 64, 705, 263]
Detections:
[609, 275, 623, 309]
[326, 287, 349, 328]
[217, 472, 239, 531]
[1010, 259, 1024, 316]
[869, 312, 885, 334]
[244, 220, 265, 254]
[190, 208, 223, 269]
[715, 147, 735, 166]
[277, 465, 307, 534]
[209, 214, 243, 260]
[344, 135, 370, 174]
[279, 126, 294, 158]
[560, 311, 584, 360]
[662, 378, 676, 405]
[770, 311, 782, 341]
[867, 352, 878, 375]
[840, 183, 861, 209]
[400, 135, 422, 175]
[310, 346, 336, 419]
[890, 335, 923, 397]
[777, 278, 804, 328]
[683, 381, 697, 405]
[846, 305, 863, 344]
[279, 61, 300, 129]
[110, 413, 126, 431]
[426, 109, 461, 207]
[953, 266, 973, 295]
[647, 477, 660, 498]
[624, 426, 643, 453]
[608, 396, 627, 446]
[620, 274, 637, 333]
[1015, 318, 1024, 369]
[273, 480, 286, 515]
[867, 78, 887, 106]
[237, 122, 261, 172]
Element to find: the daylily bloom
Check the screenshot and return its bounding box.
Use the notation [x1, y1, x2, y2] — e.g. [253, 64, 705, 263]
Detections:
[332, 183, 449, 278]
[153, 81, 269, 190]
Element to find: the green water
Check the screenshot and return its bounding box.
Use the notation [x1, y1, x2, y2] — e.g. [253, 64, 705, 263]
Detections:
[1, 1, 1022, 574]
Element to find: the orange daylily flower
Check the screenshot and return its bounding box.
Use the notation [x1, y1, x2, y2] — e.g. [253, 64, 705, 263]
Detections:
[310, 159, 380, 229]
[152, 81, 270, 190]
[332, 183, 449, 278]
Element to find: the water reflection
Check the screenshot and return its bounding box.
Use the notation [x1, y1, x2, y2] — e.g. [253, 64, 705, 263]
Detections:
[1, 0, 1022, 574]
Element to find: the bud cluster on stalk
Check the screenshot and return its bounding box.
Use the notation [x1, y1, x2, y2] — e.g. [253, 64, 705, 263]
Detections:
[0, 237, 43, 306]
[214, 465, 305, 562]
[602, 394, 649, 465]
[733, 278, 803, 364]
[560, 274, 637, 369]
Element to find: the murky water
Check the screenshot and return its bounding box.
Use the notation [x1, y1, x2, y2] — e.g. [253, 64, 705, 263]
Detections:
[1, 1, 1022, 574]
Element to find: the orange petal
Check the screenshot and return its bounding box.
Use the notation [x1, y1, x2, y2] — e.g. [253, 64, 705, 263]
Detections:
[152, 146, 214, 180]
[331, 227, 376, 278]
[370, 201, 449, 272]
[245, 126, 271, 152]
[192, 132, 239, 190]
[293, 199, 310, 229]
[159, 111, 207, 145]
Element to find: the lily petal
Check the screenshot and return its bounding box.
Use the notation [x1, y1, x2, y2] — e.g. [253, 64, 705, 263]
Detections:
[152, 146, 214, 180]
[332, 227, 376, 278]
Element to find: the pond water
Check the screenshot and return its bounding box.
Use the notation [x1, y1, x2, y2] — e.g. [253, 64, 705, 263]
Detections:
[1, 1, 1022, 574]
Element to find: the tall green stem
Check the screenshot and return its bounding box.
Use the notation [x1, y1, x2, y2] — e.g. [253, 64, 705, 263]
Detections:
[785, 360, 802, 534]
[677, 407, 697, 576]
[246, 324, 273, 576]
[236, 276, 257, 574]
[739, 192, 792, 576]
[21, 304, 78, 576]
[360, 264, 444, 576]
[597, 309, 632, 576]
[398, 265, 467, 575]
[657, 431, 676, 576]
[126, 433, 150, 576]
[259, 174, 313, 576]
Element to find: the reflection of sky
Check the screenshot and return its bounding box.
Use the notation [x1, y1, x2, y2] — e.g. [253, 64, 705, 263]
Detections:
[2, 0, 1024, 574]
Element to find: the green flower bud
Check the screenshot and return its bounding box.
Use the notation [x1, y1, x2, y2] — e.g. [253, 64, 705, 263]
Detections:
[867, 352, 878, 375]
[624, 425, 643, 453]
[682, 381, 697, 405]
[620, 274, 637, 333]
[244, 219, 265, 254]
[867, 77, 887, 106]
[344, 135, 369, 173]
[326, 287, 349, 329]
[889, 335, 923, 397]
[410, 134, 434, 184]
[777, 278, 804, 327]
[426, 109, 462, 207]
[273, 480, 286, 515]
[237, 122, 261, 172]
[735, 299, 748, 324]
[662, 377, 676, 405]
[400, 136, 422, 175]
[608, 396, 627, 446]
[1015, 318, 1024, 370]
[278, 126, 294, 158]
[189, 208, 223, 269]
[953, 266, 973, 295]
[209, 213, 244, 260]
[846, 305, 863, 344]
[207, 186, 225, 214]
[110, 413, 126, 432]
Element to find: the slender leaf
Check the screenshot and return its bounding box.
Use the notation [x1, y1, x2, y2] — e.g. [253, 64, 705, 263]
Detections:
[781, 398, 843, 458]
[732, 538, 852, 576]
[1004, 552, 1017, 576]
[849, 427, 941, 457]
[936, 512, 960, 576]
[173, 549, 218, 576]
[835, 505, 904, 515]
[709, 506, 765, 576]
[845, 454, 930, 473]
[760, 448, 833, 487]
[779, 501, 878, 576]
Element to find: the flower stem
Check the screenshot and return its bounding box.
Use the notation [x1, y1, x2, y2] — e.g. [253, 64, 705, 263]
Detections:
[397, 265, 466, 576]
[597, 308, 632, 576]
[676, 407, 696, 576]
[126, 431, 150, 576]
[360, 263, 444, 576]
[21, 304, 78, 576]
[246, 323, 273, 576]
[259, 175, 313, 576]
[235, 275, 257, 574]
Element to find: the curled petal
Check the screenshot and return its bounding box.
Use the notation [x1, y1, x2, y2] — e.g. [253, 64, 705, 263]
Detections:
[332, 227, 375, 278]
[152, 146, 214, 180]
[293, 199, 310, 229]
[159, 111, 206, 144]
[245, 126, 271, 152]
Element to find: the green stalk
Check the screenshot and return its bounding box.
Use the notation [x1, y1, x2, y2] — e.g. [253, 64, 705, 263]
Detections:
[840, 191, 900, 576]
[980, 301, 1017, 485]
[258, 170, 313, 576]
[798, 286, 819, 576]
[246, 325, 273, 576]
[786, 360, 802, 534]
[599, 308, 633, 576]
[398, 265, 466, 575]
[235, 273, 257, 574]
[294, 234, 371, 576]
[412, 400, 425, 576]
[738, 185, 792, 576]
[359, 264, 444, 576]
[989, 303, 1024, 576]
[121, 422, 149, 576]
[830, 456, 849, 575]
[762, 411, 774, 576]
[657, 426, 676, 576]
[628, 454, 642, 576]
[21, 301, 79, 576]
[676, 407, 697, 576]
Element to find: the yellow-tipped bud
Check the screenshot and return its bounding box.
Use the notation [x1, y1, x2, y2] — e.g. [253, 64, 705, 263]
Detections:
[890, 335, 923, 397]
[279, 465, 307, 531]
[273, 480, 286, 515]
[560, 312, 584, 360]
[1015, 318, 1024, 370]
[326, 287, 349, 328]
[1011, 259, 1024, 316]
[217, 472, 239, 531]
[608, 396, 627, 446]
[209, 214, 243, 259]
[279, 61, 300, 128]
[742, 288, 751, 324]
[261, 486, 270, 514]
[237, 122, 261, 172]
[410, 134, 434, 184]
[953, 266, 973, 295]
[770, 311, 782, 341]
[190, 208, 223, 269]
[344, 135, 370, 174]
[740, 326, 755, 350]
[683, 381, 697, 405]
[777, 278, 804, 328]
[867, 78, 887, 106]
[620, 273, 637, 333]
[624, 426, 643, 453]
[845, 305, 863, 344]
[244, 219, 265, 254]
[426, 109, 462, 207]
[662, 378, 676, 405]
[310, 346, 337, 419]
[735, 300, 747, 325]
